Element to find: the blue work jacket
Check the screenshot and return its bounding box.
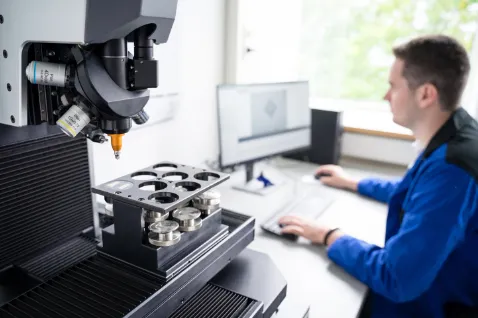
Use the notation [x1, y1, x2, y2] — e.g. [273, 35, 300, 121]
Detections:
[327, 108, 478, 317]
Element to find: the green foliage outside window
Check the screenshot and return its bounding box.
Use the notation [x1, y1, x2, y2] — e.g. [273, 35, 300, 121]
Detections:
[299, 0, 478, 101]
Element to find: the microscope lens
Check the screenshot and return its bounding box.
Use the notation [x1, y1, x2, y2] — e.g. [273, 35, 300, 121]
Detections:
[25, 61, 68, 87]
[56, 104, 91, 138]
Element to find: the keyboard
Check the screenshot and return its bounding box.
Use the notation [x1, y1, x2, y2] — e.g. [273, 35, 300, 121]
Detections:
[260, 193, 333, 241]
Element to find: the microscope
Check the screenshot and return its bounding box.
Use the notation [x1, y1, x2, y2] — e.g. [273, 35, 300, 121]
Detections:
[0, 1, 297, 317]
[0, 0, 170, 159]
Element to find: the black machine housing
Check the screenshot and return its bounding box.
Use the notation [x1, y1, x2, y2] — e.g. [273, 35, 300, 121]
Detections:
[0, 123, 288, 318]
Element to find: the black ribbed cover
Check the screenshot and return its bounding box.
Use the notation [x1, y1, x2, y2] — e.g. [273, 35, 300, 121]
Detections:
[0, 254, 164, 318]
[21, 236, 97, 280]
[0, 127, 93, 270]
[169, 284, 249, 318]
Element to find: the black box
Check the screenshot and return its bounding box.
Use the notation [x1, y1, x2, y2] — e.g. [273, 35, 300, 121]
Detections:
[285, 109, 343, 165]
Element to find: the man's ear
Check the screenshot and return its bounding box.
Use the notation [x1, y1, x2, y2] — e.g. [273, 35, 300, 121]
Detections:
[416, 83, 438, 109]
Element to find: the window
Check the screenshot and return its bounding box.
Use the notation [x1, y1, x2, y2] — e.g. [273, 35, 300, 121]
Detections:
[227, 0, 478, 135]
[300, 0, 478, 105]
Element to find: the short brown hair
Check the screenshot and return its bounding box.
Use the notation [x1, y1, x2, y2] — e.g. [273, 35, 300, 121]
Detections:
[392, 34, 470, 111]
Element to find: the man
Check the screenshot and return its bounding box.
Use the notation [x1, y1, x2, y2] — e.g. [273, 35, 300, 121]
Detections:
[279, 34, 478, 318]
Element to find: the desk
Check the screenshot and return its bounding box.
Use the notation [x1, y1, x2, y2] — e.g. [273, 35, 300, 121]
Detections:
[216, 157, 406, 318]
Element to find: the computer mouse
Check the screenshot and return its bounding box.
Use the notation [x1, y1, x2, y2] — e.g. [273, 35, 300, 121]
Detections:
[277, 223, 299, 240]
[314, 172, 332, 180]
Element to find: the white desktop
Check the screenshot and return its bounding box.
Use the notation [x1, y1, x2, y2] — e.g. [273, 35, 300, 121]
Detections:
[217, 81, 311, 195]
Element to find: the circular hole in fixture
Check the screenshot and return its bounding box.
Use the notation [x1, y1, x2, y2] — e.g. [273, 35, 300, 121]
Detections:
[153, 163, 178, 172]
[7, 83, 11, 91]
[148, 192, 179, 204]
[0, 16, 4, 24]
[10, 115, 15, 123]
[139, 181, 168, 191]
[3, 50, 7, 58]
[162, 172, 188, 181]
[131, 171, 157, 180]
[194, 172, 220, 182]
[174, 181, 201, 192]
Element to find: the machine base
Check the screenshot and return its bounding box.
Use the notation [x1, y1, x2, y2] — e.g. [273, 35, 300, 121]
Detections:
[0, 210, 261, 318]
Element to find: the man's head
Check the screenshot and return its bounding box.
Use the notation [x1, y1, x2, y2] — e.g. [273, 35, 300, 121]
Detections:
[384, 35, 470, 129]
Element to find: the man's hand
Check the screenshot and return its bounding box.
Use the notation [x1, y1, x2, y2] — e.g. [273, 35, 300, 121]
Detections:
[316, 165, 359, 192]
[278, 215, 344, 245]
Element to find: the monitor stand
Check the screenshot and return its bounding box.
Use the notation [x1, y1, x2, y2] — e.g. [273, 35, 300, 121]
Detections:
[232, 162, 286, 196]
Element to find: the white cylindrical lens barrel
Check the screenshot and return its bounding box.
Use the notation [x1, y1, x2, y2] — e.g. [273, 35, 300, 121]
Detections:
[56, 105, 91, 137]
[25, 61, 67, 87]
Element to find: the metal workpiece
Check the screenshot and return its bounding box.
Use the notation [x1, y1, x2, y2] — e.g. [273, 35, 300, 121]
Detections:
[92, 161, 230, 213]
[143, 209, 170, 236]
[143, 210, 169, 223]
[172, 207, 203, 231]
[193, 189, 221, 216]
[194, 204, 220, 216]
[148, 220, 181, 247]
[193, 189, 221, 205]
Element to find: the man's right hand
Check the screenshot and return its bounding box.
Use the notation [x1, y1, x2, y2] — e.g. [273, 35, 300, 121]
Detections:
[315, 165, 359, 192]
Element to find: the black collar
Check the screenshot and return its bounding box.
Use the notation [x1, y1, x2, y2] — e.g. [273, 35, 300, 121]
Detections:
[423, 108, 472, 158]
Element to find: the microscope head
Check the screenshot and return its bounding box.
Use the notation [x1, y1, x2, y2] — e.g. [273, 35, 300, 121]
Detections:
[0, 0, 178, 158]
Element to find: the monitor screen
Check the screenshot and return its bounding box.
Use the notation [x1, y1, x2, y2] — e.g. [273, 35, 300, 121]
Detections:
[217, 81, 311, 168]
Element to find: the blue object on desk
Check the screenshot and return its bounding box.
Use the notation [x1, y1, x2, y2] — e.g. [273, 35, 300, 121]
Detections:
[257, 172, 274, 187]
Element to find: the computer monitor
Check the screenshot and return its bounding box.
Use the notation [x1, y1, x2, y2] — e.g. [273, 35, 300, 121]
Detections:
[217, 81, 311, 195]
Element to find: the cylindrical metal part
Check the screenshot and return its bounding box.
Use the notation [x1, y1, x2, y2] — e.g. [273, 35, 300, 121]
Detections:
[134, 27, 153, 60]
[148, 231, 181, 247]
[56, 104, 91, 137]
[158, 232, 173, 241]
[192, 203, 220, 216]
[193, 189, 221, 216]
[148, 220, 181, 247]
[132, 110, 149, 125]
[172, 207, 202, 231]
[143, 210, 169, 223]
[25, 61, 68, 87]
[193, 189, 221, 206]
[149, 220, 180, 233]
[184, 218, 197, 227]
[102, 38, 128, 89]
[143, 210, 169, 236]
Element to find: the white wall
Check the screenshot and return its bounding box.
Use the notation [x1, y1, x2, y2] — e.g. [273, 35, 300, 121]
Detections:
[342, 134, 416, 166]
[89, 0, 225, 186]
